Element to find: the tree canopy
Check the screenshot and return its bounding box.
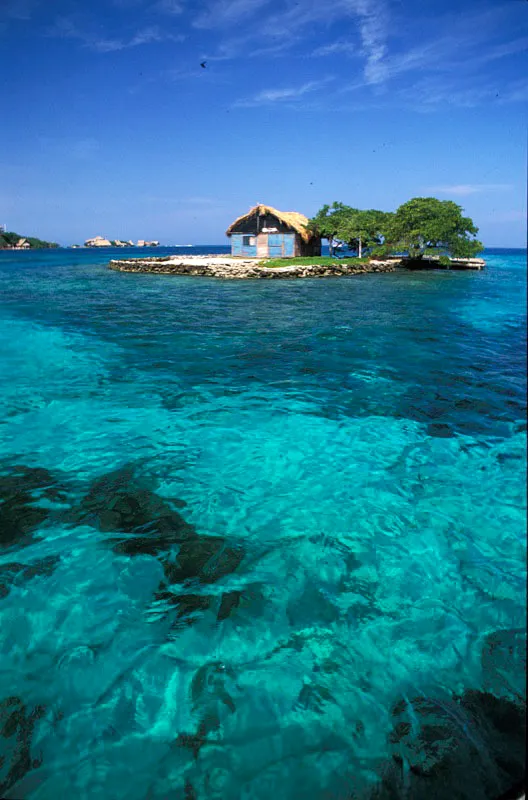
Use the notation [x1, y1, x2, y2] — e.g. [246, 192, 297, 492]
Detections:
[384, 197, 483, 259]
[338, 209, 392, 257]
[308, 203, 390, 256]
[309, 197, 482, 260]
[307, 202, 351, 255]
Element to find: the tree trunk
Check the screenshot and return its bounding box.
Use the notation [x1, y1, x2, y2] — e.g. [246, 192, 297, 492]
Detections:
[358, 236, 362, 258]
[328, 236, 333, 257]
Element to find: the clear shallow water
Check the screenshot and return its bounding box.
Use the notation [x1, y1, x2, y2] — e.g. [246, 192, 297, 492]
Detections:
[0, 246, 525, 799]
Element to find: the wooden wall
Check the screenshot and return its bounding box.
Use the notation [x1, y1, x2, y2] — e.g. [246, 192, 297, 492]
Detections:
[230, 232, 301, 257]
[229, 212, 322, 257]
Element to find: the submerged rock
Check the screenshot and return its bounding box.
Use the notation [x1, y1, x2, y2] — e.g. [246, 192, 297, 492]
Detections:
[153, 588, 212, 628]
[163, 535, 244, 587]
[0, 556, 60, 600]
[173, 662, 239, 774]
[73, 464, 195, 547]
[216, 590, 242, 622]
[481, 628, 527, 700]
[287, 581, 340, 627]
[426, 421, 454, 438]
[72, 463, 245, 626]
[294, 682, 335, 713]
[372, 689, 525, 800]
[0, 696, 46, 798]
[0, 465, 66, 548]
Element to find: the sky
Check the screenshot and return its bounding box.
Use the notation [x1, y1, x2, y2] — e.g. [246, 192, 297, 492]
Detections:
[0, 0, 527, 246]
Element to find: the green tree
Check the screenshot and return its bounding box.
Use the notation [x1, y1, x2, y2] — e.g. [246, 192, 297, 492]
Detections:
[309, 204, 392, 257]
[308, 202, 357, 256]
[338, 209, 392, 257]
[384, 197, 483, 259]
[0, 232, 18, 248]
[26, 236, 59, 248]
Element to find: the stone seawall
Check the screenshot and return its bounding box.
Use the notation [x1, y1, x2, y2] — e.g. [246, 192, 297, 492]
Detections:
[109, 256, 398, 280]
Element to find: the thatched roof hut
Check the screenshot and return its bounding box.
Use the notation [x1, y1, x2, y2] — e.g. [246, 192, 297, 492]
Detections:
[226, 204, 321, 258]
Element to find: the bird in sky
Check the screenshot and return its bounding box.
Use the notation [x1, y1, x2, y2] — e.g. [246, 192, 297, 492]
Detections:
[200, 61, 207, 69]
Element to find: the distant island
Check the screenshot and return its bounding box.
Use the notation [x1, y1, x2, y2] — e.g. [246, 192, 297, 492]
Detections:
[84, 236, 159, 248]
[0, 231, 58, 250]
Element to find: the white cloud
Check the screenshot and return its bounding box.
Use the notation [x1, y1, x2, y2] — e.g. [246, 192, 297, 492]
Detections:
[391, 33, 528, 82]
[312, 3, 528, 107]
[302, 0, 389, 86]
[48, 17, 183, 51]
[235, 79, 332, 107]
[477, 35, 528, 62]
[129, 25, 172, 46]
[393, 71, 528, 112]
[499, 78, 528, 104]
[89, 37, 130, 53]
[338, 27, 528, 99]
[0, 0, 35, 33]
[40, 0, 528, 114]
[194, 0, 272, 28]
[312, 41, 358, 57]
[196, 0, 389, 85]
[152, 0, 185, 14]
[346, 0, 388, 84]
[425, 184, 513, 197]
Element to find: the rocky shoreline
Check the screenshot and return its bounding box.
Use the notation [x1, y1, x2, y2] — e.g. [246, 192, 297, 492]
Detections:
[108, 254, 485, 280]
[109, 255, 399, 279]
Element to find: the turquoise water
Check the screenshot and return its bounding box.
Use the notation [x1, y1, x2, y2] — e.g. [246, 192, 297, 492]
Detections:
[0, 247, 525, 799]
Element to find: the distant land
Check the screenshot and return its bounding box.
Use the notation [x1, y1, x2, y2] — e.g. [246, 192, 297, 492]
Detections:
[83, 236, 159, 248]
[0, 231, 58, 250]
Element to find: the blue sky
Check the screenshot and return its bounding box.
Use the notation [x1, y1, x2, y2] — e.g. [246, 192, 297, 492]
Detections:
[1, 0, 527, 246]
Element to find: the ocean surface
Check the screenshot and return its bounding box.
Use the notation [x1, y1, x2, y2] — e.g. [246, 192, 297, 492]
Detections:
[0, 246, 525, 800]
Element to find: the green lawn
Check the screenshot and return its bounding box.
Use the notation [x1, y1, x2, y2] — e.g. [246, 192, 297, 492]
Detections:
[259, 256, 370, 268]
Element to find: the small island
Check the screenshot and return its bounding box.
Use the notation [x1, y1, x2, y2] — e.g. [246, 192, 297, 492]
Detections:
[0, 230, 58, 250]
[109, 197, 485, 279]
[85, 236, 159, 248]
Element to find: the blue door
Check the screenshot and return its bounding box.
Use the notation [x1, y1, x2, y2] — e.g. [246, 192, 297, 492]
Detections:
[268, 234, 283, 257]
[283, 234, 295, 257]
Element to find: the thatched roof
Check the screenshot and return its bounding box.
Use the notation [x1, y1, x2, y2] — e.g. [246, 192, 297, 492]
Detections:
[226, 204, 315, 243]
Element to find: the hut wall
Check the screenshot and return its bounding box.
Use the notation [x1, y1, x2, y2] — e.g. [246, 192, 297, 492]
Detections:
[231, 232, 298, 258]
[256, 233, 268, 258]
[229, 210, 322, 258]
[231, 233, 257, 257]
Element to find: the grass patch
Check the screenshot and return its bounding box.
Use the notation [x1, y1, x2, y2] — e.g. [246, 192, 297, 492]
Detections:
[259, 256, 370, 268]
